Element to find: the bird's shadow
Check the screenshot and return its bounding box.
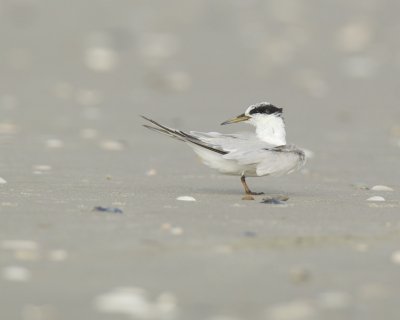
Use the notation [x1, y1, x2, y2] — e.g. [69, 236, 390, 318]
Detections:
[194, 186, 288, 196]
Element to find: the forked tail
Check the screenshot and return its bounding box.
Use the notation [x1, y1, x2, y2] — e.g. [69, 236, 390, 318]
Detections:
[141, 116, 227, 155]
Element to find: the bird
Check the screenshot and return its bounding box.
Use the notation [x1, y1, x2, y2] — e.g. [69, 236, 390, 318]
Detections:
[142, 102, 305, 200]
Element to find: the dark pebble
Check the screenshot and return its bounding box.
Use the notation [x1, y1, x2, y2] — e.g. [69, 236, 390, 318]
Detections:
[93, 206, 123, 214]
[243, 231, 257, 237]
[261, 197, 288, 205]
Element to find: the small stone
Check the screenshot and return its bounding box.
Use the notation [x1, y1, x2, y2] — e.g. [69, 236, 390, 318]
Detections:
[93, 206, 123, 214]
[94, 287, 178, 319]
[33, 165, 52, 175]
[48, 250, 68, 262]
[170, 227, 183, 236]
[33, 165, 52, 171]
[261, 198, 286, 205]
[2, 266, 31, 282]
[391, 250, 400, 265]
[85, 46, 118, 72]
[336, 22, 372, 52]
[161, 223, 172, 230]
[243, 231, 257, 238]
[46, 139, 64, 148]
[100, 140, 125, 151]
[367, 196, 385, 202]
[146, 169, 157, 176]
[176, 196, 196, 202]
[84, 32, 119, 73]
[0, 177, 7, 184]
[94, 287, 151, 317]
[371, 185, 393, 192]
[262, 195, 289, 205]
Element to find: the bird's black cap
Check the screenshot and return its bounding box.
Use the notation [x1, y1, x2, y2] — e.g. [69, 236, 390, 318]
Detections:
[249, 103, 283, 115]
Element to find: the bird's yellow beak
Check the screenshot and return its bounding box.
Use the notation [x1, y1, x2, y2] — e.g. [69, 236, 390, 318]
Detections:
[221, 114, 251, 125]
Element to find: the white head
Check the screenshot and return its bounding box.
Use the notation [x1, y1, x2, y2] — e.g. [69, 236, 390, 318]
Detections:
[221, 102, 287, 146]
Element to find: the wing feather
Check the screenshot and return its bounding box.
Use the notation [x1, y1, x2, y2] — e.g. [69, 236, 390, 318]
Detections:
[141, 116, 227, 155]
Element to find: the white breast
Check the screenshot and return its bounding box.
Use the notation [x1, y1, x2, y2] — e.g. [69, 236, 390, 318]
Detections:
[251, 115, 286, 146]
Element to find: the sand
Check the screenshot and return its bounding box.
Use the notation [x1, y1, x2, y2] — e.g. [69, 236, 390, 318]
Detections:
[1, 1, 400, 319]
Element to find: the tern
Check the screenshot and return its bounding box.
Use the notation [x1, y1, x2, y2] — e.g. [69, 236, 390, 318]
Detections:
[142, 102, 305, 200]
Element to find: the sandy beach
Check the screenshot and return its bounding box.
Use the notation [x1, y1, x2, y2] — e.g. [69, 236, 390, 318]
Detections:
[1, 1, 400, 319]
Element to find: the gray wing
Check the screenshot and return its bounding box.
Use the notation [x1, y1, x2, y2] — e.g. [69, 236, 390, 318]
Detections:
[190, 131, 273, 153]
[255, 145, 305, 176]
[197, 132, 306, 176]
[192, 131, 305, 176]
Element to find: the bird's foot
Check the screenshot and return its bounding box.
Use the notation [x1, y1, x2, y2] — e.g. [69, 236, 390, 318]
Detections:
[248, 191, 264, 196]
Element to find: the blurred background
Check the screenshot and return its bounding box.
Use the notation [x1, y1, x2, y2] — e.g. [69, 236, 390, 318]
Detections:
[1, 0, 399, 149]
[1, 0, 400, 320]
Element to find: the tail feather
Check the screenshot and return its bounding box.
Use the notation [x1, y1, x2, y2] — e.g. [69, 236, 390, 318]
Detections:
[141, 116, 192, 142]
[141, 116, 227, 155]
[142, 124, 186, 141]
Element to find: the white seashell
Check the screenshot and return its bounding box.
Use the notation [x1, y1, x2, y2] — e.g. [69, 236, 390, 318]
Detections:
[367, 196, 385, 202]
[371, 185, 393, 191]
[2, 266, 31, 282]
[176, 196, 196, 202]
[391, 251, 400, 265]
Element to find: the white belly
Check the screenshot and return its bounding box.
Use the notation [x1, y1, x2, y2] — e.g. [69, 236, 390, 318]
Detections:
[190, 143, 304, 178]
[190, 145, 258, 176]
